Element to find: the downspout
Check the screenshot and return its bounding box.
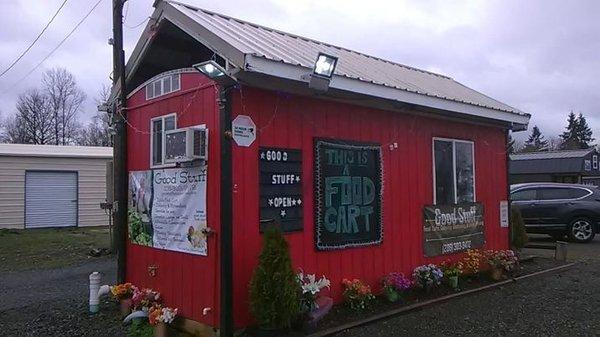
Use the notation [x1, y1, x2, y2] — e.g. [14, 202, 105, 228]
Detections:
[219, 85, 234, 337]
[506, 129, 512, 248]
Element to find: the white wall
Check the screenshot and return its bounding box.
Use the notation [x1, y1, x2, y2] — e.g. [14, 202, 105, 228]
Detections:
[0, 155, 111, 229]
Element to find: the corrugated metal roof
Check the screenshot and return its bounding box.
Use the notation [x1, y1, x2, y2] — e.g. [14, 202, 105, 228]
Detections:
[0, 144, 113, 159]
[166, 1, 526, 116]
[510, 149, 594, 161]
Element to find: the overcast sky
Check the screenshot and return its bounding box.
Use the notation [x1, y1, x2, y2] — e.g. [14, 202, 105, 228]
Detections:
[0, 0, 598, 141]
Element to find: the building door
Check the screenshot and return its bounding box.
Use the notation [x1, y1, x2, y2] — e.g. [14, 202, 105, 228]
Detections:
[25, 171, 78, 228]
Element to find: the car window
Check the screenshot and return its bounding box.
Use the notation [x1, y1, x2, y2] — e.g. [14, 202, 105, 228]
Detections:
[566, 188, 590, 199]
[511, 189, 536, 201]
[538, 187, 588, 200]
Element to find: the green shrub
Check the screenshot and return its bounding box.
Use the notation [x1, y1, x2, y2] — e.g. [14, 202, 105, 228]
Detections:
[249, 228, 300, 329]
[510, 206, 528, 250]
[128, 318, 153, 337]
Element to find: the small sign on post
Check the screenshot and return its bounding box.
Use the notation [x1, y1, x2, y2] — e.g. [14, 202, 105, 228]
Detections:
[232, 115, 256, 147]
[500, 200, 509, 228]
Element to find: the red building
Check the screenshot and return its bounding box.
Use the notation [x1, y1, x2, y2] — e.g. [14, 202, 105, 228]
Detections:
[121, 1, 530, 334]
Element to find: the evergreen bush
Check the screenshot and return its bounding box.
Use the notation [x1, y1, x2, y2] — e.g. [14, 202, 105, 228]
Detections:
[249, 227, 300, 329]
[510, 206, 529, 250]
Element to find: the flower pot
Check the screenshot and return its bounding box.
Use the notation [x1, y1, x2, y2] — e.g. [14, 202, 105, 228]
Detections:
[120, 299, 132, 317]
[448, 275, 459, 289]
[384, 288, 400, 303]
[490, 268, 503, 281]
[153, 322, 167, 337]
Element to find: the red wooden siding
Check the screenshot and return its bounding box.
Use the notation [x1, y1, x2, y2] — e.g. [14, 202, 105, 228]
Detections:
[231, 86, 509, 327]
[125, 72, 221, 327]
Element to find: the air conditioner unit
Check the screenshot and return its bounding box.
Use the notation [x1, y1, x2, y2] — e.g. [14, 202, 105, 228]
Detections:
[165, 125, 208, 163]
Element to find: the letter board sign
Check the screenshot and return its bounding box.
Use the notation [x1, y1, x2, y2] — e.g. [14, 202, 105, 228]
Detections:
[314, 139, 383, 250]
[259, 147, 303, 232]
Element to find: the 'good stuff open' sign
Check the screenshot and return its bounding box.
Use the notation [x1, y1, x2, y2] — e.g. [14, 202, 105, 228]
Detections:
[314, 139, 383, 250]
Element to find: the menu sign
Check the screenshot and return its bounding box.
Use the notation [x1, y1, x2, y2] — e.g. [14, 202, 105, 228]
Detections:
[259, 147, 303, 232]
[314, 139, 383, 250]
[423, 203, 485, 257]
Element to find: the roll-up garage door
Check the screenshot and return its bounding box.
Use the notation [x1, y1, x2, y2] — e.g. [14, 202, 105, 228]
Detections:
[25, 171, 78, 228]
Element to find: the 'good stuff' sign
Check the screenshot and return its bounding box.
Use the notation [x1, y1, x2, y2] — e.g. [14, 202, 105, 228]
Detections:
[314, 139, 383, 250]
[423, 203, 485, 257]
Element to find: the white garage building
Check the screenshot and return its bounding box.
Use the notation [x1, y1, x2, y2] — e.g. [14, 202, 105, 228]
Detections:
[0, 144, 112, 229]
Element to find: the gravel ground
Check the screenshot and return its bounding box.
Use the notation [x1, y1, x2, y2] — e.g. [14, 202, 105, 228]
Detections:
[1, 235, 598, 336]
[336, 236, 600, 337]
[0, 256, 126, 337]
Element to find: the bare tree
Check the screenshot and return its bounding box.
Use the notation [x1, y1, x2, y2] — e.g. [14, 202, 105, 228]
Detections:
[78, 84, 112, 147]
[2, 89, 55, 144]
[42, 68, 86, 145]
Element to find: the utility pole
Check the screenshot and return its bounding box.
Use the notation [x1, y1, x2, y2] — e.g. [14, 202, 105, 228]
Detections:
[112, 0, 127, 283]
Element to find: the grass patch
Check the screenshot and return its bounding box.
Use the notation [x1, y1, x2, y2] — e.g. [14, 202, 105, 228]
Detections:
[0, 227, 111, 272]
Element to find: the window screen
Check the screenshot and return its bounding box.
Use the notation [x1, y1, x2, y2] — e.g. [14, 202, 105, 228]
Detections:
[152, 120, 163, 166]
[434, 140, 454, 205]
[434, 139, 475, 204]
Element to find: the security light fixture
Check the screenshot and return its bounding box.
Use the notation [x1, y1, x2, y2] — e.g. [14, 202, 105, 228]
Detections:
[193, 60, 237, 86]
[312, 53, 338, 78]
[307, 53, 338, 92]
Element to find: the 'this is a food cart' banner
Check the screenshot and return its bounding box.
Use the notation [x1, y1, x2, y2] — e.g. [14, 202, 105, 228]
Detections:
[128, 166, 208, 256]
[423, 203, 484, 257]
[314, 139, 383, 250]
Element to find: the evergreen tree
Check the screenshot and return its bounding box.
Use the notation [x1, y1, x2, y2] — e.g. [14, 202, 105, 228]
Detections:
[249, 228, 300, 329]
[522, 125, 548, 152]
[560, 112, 595, 149]
[575, 113, 594, 149]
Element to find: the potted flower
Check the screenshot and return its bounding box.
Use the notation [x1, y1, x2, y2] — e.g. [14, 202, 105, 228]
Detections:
[131, 288, 162, 312]
[487, 250, 518, 281]
[110, 283, 137, 316]
[412, 264, 443, 292]
[148, 304, 178, 337]
[440, 261, 461, 290]
[341, 278, 375, 311]
[297, 270, 331, 313]
[457, 249, 486, 278]
[381, 272, 412, 303]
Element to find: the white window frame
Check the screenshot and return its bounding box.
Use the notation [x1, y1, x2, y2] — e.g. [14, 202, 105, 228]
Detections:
[145, 74, 181, 100]
[593, 155, 598, 170]
[432, 137, 476, 205]
[150, 113, 177, 169]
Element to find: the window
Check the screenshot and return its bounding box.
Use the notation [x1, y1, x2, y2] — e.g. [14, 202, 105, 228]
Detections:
[511, 189, 536, 201]
[151, 114, 177, 167]
[146, 73, 181, 100]
[593, 155, 598, 170]
[538, 187, 590, 200]
[433, 139, 475, 204]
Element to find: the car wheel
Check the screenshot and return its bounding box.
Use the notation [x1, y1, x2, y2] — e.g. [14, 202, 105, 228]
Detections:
[568, 218, 596, 243]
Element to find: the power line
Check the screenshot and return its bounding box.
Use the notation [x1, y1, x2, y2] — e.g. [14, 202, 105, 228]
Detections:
[0, 0, 69, 78]
[7, 0, 104, 91]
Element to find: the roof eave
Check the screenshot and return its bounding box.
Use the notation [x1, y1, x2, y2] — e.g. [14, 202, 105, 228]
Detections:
[244, 55, 530, 130]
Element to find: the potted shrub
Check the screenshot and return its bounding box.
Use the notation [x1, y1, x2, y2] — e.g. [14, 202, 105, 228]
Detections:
[110, 283, 137, 316]
[381, 272, 412, 303]
[249, 228, 300, 337]
[510, 207, 529, 252]
[341, 278, 375, 310]
[412, 264, 443, 292]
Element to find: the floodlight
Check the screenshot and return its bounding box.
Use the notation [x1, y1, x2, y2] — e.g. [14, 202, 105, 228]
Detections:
[193, 60, 237, 86]
[312, 53, 338, 78]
